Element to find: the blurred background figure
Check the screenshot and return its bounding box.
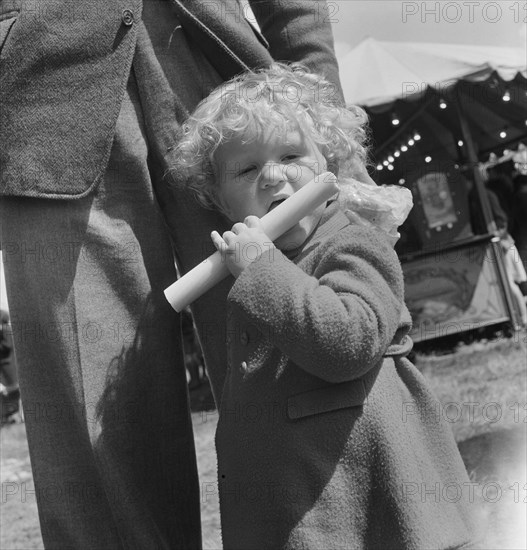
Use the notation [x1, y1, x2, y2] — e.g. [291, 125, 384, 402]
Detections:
[511, 164, 527, 278]
[485, 172, 527, 326]
[1, 246, 20, 424]
[1, 309, 20, 424]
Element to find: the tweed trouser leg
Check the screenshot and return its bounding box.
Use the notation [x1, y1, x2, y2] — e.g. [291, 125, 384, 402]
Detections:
[0, 75, 201, 549]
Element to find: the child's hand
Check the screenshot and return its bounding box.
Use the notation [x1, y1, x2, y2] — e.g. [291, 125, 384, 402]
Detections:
[211, 216, 275, 278]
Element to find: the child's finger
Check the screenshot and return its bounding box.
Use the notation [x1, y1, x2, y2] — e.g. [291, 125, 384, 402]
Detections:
[244, 215, 261, 228]
[211, 230, 227, 252]
[231, 222, 247, 235]
[222, 230, 236, 246]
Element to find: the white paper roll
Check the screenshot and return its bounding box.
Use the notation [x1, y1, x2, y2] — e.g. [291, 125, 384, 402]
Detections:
[164, 172, 339, 311]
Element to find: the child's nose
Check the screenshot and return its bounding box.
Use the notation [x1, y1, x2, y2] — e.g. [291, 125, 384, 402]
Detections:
[259, 162, 287, 189]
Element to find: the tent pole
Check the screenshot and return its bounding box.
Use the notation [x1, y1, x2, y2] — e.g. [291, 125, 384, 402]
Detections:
[455, 86, 521, 330]
[454, 86, 496, 234]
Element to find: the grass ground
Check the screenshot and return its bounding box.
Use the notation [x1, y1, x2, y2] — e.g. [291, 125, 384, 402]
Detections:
[416, 333, 527, 549]
[1, 333, 526, 549]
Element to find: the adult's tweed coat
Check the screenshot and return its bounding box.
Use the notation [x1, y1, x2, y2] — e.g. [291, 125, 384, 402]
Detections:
[216, 204, 477, 550]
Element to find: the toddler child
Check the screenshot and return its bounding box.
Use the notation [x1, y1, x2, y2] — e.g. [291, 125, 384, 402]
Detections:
[174, 64, 477, 550]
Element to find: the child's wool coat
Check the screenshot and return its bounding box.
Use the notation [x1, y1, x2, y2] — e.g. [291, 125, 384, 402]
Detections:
[215, 203, 476, 550]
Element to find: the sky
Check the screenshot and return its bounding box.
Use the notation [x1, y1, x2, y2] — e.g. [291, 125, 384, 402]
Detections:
[245, 1, 526, 56]
[327, 1, 526, 56]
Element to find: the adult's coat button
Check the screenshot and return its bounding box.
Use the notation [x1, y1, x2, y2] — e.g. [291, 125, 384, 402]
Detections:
[122, 9, 134, 26]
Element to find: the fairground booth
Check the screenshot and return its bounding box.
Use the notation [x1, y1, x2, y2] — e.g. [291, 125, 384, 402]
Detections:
[339, 39, 527, 342]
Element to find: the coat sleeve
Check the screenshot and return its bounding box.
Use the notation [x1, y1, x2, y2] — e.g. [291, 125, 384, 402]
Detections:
[228, 226, 404, 383]
[249, 0, 344, 103]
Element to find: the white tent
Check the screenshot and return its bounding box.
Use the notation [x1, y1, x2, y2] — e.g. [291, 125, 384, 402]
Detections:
[338, 37, 526, 107]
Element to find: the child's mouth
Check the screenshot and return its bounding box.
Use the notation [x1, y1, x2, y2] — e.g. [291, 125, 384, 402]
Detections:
[268, 199, 287, 212]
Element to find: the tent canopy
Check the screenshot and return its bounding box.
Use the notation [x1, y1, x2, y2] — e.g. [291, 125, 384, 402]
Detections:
[336, 38, 527, 170]
[339, 37, 526, 107]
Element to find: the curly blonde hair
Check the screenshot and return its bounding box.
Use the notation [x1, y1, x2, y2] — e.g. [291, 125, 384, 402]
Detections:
[171, 63, 369, 212]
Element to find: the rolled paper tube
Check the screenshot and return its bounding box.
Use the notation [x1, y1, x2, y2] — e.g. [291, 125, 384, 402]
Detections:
[164, 171, 339, 311]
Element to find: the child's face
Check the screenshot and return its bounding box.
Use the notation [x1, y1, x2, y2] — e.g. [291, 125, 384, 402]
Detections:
[213, 126, 328, 250]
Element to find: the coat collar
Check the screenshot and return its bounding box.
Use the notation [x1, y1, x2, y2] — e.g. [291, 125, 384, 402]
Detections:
[169, 0, 272, 80]
[283, 201, 350, 262]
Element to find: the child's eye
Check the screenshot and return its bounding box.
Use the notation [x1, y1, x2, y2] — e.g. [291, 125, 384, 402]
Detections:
[237, 165, 257, 177]
[282, 154, 300, 162]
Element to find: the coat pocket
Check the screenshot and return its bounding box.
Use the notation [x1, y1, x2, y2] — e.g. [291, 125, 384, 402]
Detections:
[0, 0, 20, 52]
[287, 378, 367, 420]
[0, 0, 20, 21]
[0, 17, 16, 55]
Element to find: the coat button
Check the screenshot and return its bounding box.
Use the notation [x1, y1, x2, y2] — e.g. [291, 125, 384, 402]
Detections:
[240, 331, 249, 346]
[239, 361, 248, 373]
[122, 9, 134, 26]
